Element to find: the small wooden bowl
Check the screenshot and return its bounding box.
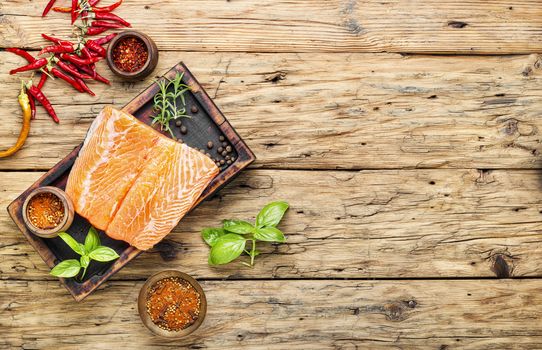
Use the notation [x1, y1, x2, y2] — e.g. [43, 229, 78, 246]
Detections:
[106, 30, 158, 81]
[22, 186, 74, 238]
[138, 270, 207, 338]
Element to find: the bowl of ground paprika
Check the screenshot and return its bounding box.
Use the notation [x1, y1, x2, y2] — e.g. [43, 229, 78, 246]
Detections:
[22, 186, 75, 238]
[106, 30, 158, 80]
[138, 270, 207, 338]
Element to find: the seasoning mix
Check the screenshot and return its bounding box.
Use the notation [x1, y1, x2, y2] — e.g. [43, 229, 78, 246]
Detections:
[26, 192, 65, 230]
[146, 277, 201, 331]
[112, 36, 149, 73]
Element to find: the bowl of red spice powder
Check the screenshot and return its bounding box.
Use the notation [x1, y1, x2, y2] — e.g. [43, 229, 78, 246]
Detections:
[22, 186, 75, 238]
[138, 270, 207, 338]
[106, 30, 158, 80]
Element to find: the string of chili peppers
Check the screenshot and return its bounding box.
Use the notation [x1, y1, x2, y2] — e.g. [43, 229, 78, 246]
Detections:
[6, 0, 130, 124]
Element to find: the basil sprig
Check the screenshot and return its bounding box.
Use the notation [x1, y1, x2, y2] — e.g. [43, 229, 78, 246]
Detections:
[50, 227, 120, 281]
[202, 201, 289, 267]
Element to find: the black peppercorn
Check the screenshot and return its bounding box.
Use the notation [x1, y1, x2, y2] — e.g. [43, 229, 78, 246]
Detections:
[207, 141, 213, 149]
[180, 126, 187, 134]
[219, 135, 225, 142]
[191, 106, 198, 113]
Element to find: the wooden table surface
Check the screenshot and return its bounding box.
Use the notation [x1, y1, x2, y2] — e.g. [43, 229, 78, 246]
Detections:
[2, 1, 542, 349]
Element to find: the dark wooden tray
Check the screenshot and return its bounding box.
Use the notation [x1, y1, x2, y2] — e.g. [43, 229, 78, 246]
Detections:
[7, 62, 255, 301]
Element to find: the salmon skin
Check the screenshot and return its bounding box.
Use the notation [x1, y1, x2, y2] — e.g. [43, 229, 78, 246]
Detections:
[66, 106, 219, 250]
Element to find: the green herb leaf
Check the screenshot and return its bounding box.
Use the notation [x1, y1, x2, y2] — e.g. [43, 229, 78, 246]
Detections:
[88, 246, 120, 262]
[255, 201, 289, 228]
[84, 227, 100, 253]
[50, 259, 81, 278]
[202, 228, 226, 246]
[58, 232, 85, 256]
[209, 234, 246, 265]
[223, 220, 255, 234]
[254, 227, 286, 243]
[80, 255, 90, 268]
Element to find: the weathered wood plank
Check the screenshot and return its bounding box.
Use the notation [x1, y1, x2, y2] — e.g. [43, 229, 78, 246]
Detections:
[1, 0, 542, 54]
[1, 279, 542, 349]
[2, 52, 542, 170]
[2, 169, 542, 280]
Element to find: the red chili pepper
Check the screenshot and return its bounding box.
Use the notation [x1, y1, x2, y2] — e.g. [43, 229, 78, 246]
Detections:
[28, 93, 36, 120]
[60, 53, 101, 66]
[43, 0, 57, 17]
[27, 84, 59, 123]
[56, 60, 93, 80]
[51, 67, 84, 92]
[52, 6, 71, 13]
[85, 26, 110, 36]
[90, 20, 124, 29]
[92, 0, 122, 13]
[41, 33, 74, 47]
[93, 33, 117, 46]
[71, 0, 79, 24]
[93, 12, 130, 27]
[75, 77, 95, 96]
[10, 58, 48, 75]
[37, 71, 48, 89]
[77, 64, 110, 84]
[89, 0, 101, 6]
[5, 48, 36, 63]
[75, 62, 98, 78]
[85, 40, 106, 57]
[39, 43, 74, 56]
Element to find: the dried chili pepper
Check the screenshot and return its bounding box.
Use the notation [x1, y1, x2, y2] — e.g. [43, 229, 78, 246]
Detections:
[85, 26, 110, 36]
[10, 58, 48, 75]
[42, 0, 58, 17]
[41, 33, 74, 47]
[93, 0, 122, 13]
[90, 20, 124, 29]
[37, 71, 48, 90]
[52, 6, 71, 13]
[89, 0, 101, 6]
[92, 12, 130, 27]
[51, 67, 84, 92]
[60, 53, 100, 66]
[39, 43, 74, 56]
[93, 33, 117, 45]
[56, 60, 93, 80]
[0, 85, 32, 158]
[28, 93, 36, 120]
[85, 40, 106, 57]
[27, 84, 60, 123]
[5, 48, 35, 63]
[78, 65, 109, 84]
[71, 0, 78, 24]
[75, 77, 95, 96]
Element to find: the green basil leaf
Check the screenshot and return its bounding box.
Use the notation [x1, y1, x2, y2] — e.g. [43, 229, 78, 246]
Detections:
[58, 232, 84, 256]
[254, 227, 286, 243]
[84, 227, 100, 253]
[80, 255, 90, 268]
[89, 246, 120, 262]
[222, 220, 255, 234]
[202, 228, 226, 246]
[50, 259, 81, 278]
[255, 201, 289, 228]
[209, 234, 246, 265]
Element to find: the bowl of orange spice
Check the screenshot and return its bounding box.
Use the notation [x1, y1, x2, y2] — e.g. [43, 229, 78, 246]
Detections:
[22, 186, 74, 238]
[138, 270, 207, 338]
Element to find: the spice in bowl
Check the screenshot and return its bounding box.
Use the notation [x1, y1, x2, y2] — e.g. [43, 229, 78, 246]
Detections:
[27, 192, 65, 230]
[146, 277, 201, 331]
[112, 36, 149, 73]
[22, 186, 75, 238]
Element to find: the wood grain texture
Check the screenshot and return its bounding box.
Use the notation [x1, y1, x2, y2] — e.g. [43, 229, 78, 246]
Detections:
[2, 279, 542, 349]
[2, 52, 542, 170]
[1, 0, 542, 54]
[2, 169, 542, 280]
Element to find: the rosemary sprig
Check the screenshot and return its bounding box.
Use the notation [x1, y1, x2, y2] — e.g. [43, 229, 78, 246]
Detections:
[152, 72, 191, 137]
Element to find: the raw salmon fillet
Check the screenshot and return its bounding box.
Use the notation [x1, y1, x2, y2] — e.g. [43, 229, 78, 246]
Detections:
[66, 106, 219, 250]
